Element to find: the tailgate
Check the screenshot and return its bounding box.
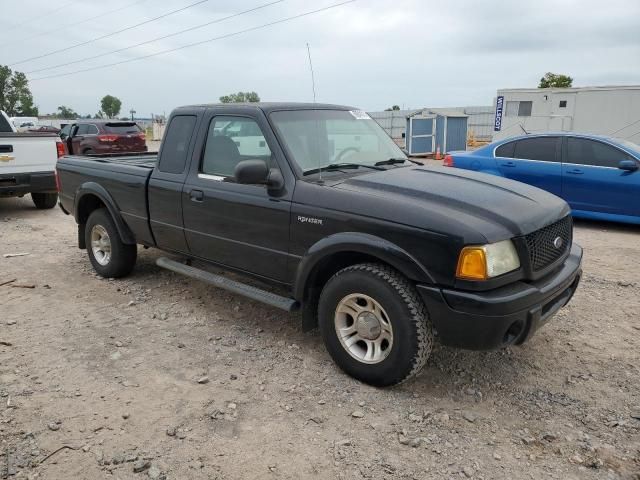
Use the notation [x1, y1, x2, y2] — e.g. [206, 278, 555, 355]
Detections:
[0, 135, 58, 175]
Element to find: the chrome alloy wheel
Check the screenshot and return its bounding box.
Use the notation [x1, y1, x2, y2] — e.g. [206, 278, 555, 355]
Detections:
[90, 224, 112, 266]
[334, 293, 394, 364]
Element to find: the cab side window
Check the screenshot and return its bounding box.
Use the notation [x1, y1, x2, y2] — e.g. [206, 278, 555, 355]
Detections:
[201, 117, 271, 178]
[567, 137, 631, 168]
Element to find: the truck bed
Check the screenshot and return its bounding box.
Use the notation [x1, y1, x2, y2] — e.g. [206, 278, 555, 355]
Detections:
[57, 153, 159, 246]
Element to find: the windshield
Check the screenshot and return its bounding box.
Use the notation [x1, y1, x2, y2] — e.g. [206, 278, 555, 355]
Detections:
[269, 109, 406, 173]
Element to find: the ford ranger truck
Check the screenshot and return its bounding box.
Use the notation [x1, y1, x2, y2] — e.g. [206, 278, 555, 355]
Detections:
[56, 103, 583, 387]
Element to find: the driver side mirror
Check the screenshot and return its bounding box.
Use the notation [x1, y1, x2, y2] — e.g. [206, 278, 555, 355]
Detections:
[618, 159, 638, 172]
[234, 160, 284, 192]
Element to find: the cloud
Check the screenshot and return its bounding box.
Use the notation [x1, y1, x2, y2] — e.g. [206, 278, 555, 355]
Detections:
[1, 0, 638, 116]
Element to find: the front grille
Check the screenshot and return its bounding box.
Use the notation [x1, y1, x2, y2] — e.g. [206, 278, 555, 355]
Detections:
[524, 216, 572, 272]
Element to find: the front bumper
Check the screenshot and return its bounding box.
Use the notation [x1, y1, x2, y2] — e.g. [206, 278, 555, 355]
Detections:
[417, 243, 583, 350]
[0, 171, 56, 197]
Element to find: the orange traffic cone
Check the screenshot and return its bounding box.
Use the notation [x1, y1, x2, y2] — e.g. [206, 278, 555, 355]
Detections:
[435, 145, 442, 160]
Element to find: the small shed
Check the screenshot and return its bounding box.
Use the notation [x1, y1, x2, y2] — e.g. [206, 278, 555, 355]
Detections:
[405, 108, 468, 155]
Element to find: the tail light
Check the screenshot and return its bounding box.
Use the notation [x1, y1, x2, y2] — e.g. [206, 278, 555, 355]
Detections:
[55, 168, 61, 192]
[443, 154, 454, 167]
[137, 132, 146, 140]
[98, 134, 119, 142]
[56, 139, 67, 158]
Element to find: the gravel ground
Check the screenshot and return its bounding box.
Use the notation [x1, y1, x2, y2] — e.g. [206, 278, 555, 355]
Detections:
[0, 195, 639, 480]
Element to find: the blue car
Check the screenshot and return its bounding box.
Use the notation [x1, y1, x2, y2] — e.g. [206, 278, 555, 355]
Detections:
[446, 133, 640, 225]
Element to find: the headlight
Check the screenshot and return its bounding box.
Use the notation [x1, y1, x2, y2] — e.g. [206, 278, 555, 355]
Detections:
[456, 239, 520, 280]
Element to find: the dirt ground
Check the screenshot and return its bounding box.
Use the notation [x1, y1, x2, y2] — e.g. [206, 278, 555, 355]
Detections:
[1, 195, 639, 480]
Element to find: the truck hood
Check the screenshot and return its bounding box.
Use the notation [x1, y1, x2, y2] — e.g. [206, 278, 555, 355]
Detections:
[332, 165, 570, 243]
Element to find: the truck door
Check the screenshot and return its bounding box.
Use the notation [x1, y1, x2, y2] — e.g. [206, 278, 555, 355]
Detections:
[562, 136, 640, 218]
[182, 111, 291, 282]
[148, 114, 199, 253]
[497, 136, 562, 197]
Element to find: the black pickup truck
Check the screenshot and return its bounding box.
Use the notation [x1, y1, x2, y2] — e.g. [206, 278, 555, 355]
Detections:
[57, 103, 582, 386]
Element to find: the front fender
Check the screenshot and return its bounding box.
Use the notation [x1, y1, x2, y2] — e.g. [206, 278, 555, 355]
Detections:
[74, 182, 136, 244]
[293, 232, 435, 300]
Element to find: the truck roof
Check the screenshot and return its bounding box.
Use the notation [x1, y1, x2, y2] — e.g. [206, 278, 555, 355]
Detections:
[175, 102, 356, 113]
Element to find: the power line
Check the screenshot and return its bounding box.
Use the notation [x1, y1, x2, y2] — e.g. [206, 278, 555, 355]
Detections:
[30, 0, 356, 82]
[10, 0, 212, 67]
[25, 0, 284, 75]
[609, 118, 640, 136]
[10, 0, 150, 46]
[3, 0, 79, 33]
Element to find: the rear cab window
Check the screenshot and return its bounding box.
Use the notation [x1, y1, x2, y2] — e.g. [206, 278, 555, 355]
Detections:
[158, 115, 197, 174]
[0, 114, 12, 132]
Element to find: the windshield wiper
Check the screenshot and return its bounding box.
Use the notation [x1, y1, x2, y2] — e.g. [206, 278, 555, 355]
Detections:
[375, 158, 408, 166]
[303, 163, 385, 176]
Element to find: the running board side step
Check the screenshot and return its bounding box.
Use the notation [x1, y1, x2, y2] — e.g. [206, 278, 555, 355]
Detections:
[156, 257, 299, 312]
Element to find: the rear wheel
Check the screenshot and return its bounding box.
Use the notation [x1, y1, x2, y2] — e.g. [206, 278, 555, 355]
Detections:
[31, 192, 58, 209]
[85, 208, 136, 278]
[318, 263, 433, 387]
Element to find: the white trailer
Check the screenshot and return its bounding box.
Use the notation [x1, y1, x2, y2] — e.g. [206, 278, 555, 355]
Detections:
[492, 85, 640, 144]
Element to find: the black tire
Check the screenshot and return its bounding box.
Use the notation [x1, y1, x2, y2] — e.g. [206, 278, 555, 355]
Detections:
[84, 149, 95, 154]
[318, 263, 433, 387]
[85, 208, 137, 278]
[31, 192, 58, 209]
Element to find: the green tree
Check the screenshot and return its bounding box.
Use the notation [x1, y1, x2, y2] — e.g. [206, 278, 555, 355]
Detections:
[538, 72, 573, 88]
[0, 66, 38, 116]
[100, 95, 122, 118]
[0, 66, 11, 113]
[57, 105, 78, 118]
[384, 105, 400, 111]
[219, 91, 260, 103]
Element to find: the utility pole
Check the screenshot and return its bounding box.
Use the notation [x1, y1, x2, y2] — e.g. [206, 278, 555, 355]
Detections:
[130, 109, 136, 121]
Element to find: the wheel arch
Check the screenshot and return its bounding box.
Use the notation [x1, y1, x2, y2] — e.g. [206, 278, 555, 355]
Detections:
[74, 183, 136, 247]
[294, 233, 434, 331]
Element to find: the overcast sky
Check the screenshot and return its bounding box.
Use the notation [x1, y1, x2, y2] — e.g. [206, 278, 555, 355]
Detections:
[2, 0, 639, 117]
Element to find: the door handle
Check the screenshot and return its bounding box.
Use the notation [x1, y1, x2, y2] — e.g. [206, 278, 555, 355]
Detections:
[190, 190, 204, 202]
[566, 169, 584, 175]
[0, 154, 15, 162]
[501, 161, 516, 167]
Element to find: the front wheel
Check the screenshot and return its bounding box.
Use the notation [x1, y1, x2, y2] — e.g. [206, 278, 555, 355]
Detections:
[31, 192, 58, 209]
[318, 263, 433, 387]
[85, 209, 137, 278]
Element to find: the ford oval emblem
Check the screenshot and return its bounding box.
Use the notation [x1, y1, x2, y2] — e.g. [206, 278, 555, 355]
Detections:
[553, 236, 563, 249]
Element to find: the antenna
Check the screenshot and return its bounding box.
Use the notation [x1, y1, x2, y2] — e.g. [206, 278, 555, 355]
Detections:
[306, 43, 316, 103]
[306, 42, 322, 182]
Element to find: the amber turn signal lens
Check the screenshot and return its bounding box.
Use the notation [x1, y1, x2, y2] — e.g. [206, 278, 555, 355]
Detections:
[456, 247, 488, 280]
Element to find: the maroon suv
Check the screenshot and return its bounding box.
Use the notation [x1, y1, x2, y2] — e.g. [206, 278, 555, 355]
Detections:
[60, 121, 147, 155]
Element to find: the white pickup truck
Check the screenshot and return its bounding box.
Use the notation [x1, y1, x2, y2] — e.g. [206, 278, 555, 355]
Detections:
[0, 110, 64, 209]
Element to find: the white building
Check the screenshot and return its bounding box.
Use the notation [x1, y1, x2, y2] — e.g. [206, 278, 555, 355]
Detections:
[492, 85, 640, 144]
